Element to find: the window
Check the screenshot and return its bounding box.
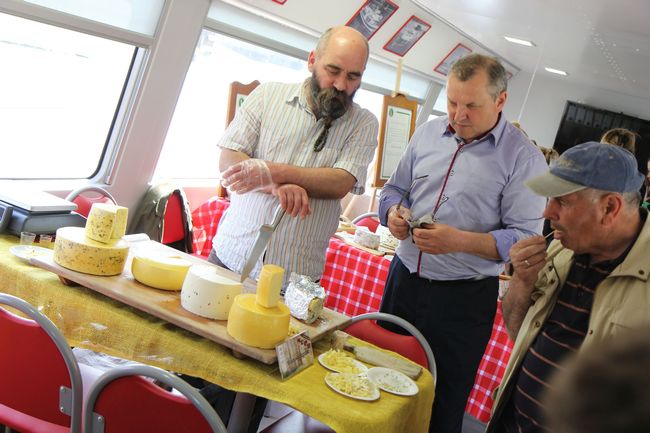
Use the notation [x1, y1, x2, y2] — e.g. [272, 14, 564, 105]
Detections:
[0, 12, 135, 179]
[155, 30, 387, 180]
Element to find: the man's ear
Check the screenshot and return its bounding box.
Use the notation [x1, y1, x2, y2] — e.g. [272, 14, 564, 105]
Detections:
[496, 91, 507, 112]
[307, 51, 316, 73]
[601, 194, 623, 225]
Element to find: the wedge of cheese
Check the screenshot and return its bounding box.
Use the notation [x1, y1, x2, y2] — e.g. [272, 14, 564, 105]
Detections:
[85, 203, 129, 243]
[256, 264, 284, 308]
[131, 253, 191, 291]
[227, 294, 290, 349]
[54, 226, 129, 276]
[181, 265, 242, 320]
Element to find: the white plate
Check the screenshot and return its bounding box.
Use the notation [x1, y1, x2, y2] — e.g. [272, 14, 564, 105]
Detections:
[318, 351, 368, 374]
[324, 372, 379, 401]
[9, 245, 53, 262]
[367, 367, 418, 396]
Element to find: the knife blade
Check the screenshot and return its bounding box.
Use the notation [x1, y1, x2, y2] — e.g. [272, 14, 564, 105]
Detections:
[240, 205, 285, 283]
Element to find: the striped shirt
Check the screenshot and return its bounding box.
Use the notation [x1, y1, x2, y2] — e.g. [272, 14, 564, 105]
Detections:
[213, 80, 378, 284]
[500, 252, 627, 433]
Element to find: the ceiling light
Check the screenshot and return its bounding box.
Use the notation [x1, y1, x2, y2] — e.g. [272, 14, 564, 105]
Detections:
[545, 67, 568, 76]
[504, 36, 536, 47]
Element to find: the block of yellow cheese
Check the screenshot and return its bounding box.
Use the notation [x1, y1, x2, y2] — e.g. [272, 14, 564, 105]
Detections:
[181, 265, 242, 320]
[131, 253, 191, 291]
[54, 226, 129, 276]
[256, 264, 284, 308]
[85, 203, 129, 243]
[227, 294, 290, 349]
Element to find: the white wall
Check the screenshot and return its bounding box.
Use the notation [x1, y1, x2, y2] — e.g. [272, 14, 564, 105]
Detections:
[504, 71, 650, 150]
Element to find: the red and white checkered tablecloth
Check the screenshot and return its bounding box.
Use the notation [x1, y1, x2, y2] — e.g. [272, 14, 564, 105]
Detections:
[191, 196, 230, 257]
[320, 238, 390, 317]
[191, 196, 513, 422]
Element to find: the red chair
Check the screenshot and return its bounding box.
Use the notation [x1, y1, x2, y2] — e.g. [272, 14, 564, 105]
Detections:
[83, 364, 226, 433]
[260, 312, 436, 433]
[351, 212, 380, 232]
[161, 192, 185, 245]
[65, 186, 117, 218]
[345, 312, 434, 372]
[0, 293, 83, 433]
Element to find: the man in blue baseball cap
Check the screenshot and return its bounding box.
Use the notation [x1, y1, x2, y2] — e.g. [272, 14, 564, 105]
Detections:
[487, 141, 650, 433]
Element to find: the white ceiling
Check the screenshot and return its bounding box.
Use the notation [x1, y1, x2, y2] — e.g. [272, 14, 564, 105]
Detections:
[415, 0, 650, 101]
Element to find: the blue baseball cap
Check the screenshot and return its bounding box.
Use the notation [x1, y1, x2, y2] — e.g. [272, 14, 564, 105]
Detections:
[525, 141, 645, 197]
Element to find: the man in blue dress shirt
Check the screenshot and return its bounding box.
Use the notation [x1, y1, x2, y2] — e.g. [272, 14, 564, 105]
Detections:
[378, 53, 547, 433]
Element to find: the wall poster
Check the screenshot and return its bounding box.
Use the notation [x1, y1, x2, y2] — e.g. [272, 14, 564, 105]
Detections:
[346, 0, 399, 40]
[383, 15, 431, 57]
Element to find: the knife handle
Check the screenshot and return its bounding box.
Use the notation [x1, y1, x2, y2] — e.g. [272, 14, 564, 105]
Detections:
[270, 205, 285, 229]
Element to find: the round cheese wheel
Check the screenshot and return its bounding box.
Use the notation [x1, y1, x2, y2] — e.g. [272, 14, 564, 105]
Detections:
[53, 226, 129, 276]
[131, 253, 191, 291]
[227, 294, 290, 349]
[181, 265, 242, 320]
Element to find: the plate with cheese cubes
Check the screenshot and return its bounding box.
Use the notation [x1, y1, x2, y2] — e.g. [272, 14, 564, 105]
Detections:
[324, 372, 379, 401]
[10, 245, 53, 262]
[318, 349, 368, 374]
[367, 367, 418, 396]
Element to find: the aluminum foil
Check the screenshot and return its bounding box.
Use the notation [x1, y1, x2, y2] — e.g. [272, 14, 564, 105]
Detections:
[284, 273, 326, 324]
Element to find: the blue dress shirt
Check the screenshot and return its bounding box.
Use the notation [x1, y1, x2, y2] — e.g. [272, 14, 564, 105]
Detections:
[379, 115, 547, 280]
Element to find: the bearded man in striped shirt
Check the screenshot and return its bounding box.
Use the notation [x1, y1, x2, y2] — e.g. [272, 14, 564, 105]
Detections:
[213, 26, 378, 288]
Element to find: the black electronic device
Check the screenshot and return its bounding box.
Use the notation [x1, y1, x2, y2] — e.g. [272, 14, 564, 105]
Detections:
[0, 203, 86, 236]
[0, 188, 86, 236]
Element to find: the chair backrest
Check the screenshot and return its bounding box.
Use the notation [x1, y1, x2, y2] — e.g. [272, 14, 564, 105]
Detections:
[84, 364, 227, 433]
[161, 192, 184, 244]
[129, 182, 194, 253]
[345, 312, 436, 379]
[0, 293, 82, 433]
[351, 212, 380, 232]
[65, 186, 117, 218]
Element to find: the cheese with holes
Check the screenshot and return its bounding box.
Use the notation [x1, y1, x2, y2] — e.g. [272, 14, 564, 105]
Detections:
[227, 294, 290, 349]
[181, 265, 242, 320]
[54, 226, 129, 276]
[85, 203, 129, 243]
[132, 253, 191, 291]
[256, 264, 284, 308]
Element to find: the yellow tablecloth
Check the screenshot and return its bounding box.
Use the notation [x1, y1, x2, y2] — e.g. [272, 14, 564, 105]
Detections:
[0, 234, 434, 433]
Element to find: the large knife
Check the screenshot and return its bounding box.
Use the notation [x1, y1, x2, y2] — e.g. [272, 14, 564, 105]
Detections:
[240, 205, 285, 282]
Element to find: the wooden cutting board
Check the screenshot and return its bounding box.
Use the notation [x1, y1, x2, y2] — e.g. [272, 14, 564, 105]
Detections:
[31, 239, 350, 364]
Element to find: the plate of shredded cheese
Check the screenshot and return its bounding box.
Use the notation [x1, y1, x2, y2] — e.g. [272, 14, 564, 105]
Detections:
[367, 367, 418, 396]
[324, 372, 379, 401]
[10, 245, 53, 262]
[318, 349, 368, 374]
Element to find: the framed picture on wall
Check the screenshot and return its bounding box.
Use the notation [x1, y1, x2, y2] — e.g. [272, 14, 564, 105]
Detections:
[434, 43, 472, 76]
[346, 0, 399, 40]
[383, 15, 431, 57]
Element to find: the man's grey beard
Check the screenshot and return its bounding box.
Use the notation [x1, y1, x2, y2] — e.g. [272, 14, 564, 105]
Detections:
[309, 74, 355, 121]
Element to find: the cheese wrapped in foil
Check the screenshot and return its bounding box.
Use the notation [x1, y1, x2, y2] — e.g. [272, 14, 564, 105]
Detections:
[284, 273, 326, 324]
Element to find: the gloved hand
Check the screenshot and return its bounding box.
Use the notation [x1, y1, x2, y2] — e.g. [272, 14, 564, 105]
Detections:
[221, 159, 273, 194]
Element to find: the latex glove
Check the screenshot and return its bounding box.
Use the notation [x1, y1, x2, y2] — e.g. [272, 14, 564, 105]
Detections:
[387, 205, 412, 240]
[221, 159, 273, 194]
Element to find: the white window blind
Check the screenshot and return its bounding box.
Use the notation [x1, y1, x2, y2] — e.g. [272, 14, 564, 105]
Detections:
[22, 0, 165, 36]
